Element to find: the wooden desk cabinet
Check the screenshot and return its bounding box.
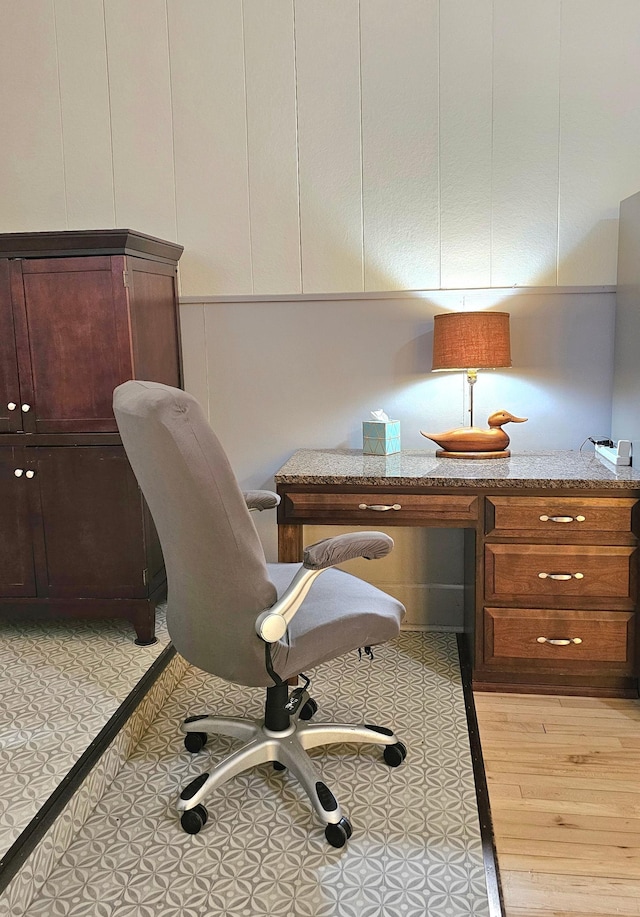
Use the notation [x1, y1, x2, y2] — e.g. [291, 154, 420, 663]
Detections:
[275, 450, 640, 697]
[0, 230, 183, 643]
[479, 495, 637, 695]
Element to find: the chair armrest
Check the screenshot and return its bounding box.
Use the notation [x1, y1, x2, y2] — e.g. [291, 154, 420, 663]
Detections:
[243, 490, 281, 512]
[255, 531, 394, 643]
[302, 531, 393, 570]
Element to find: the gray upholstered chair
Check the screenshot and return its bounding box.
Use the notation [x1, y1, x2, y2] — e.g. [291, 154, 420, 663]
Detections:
[113, 380, 406, 847]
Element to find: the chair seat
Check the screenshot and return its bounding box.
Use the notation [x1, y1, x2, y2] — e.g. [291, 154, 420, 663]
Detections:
[267, 563, 404, 681]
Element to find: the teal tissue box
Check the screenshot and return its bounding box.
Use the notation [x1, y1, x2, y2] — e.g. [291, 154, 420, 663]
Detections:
[362, 420, 401, 455]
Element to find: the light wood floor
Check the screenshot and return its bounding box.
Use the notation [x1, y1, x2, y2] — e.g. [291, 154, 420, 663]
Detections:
[473, 691, 640, 917]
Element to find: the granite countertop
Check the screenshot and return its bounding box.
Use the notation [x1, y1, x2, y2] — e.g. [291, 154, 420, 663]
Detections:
[274, 449, 640, 490]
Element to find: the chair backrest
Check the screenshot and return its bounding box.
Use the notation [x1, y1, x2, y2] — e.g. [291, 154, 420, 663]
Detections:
[113, 380, 277, 686]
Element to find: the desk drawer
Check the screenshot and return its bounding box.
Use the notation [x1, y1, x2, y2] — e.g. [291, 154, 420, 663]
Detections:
[483, 607, 635, 674]
[485, 544, 636, 604]
[486, 496, 637, 537]
[281, 491, 478, 525]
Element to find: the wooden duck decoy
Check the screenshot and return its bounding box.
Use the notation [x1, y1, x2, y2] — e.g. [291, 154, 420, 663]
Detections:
[421, 410, 528, 459]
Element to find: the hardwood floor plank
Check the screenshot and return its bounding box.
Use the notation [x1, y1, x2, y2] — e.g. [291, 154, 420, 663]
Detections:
[486, 771, 640, 794]
[506, 909, 636, 917]
[497, 837, 640, 866]
[491, 795, 640, 820]
[540, 707, 640, 721]
[499, 851, 640, 881]
[474, 720, 546, 735]
[544, 722, 640, 737]
[518, 780, 640, 802]
[474, 693, 564, 707]
[493, 819, 640, 848]
[503, 871, 640, 916]
[503, 870, 640, 901]
[557, 697, 640, 711]
[483, 758, 640, 779]
[492, 807, 640, 835]
[475, 698, 640, 720]
[481, 733, 623, 750]
[503, 886, 640, 916]
[481, 751, 639, 772]
[477, 709, 640, 727]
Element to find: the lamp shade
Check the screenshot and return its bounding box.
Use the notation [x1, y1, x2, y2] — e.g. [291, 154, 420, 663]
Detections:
[431, 311, 511, 371]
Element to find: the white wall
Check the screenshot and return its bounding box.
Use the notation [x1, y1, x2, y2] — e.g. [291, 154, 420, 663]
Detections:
[1, 1, 640, 295]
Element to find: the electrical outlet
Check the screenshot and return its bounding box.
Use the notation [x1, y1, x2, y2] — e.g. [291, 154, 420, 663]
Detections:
[595, 440, 631, 466]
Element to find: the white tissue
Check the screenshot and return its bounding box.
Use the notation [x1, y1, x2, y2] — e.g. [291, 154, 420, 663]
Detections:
[370, 409, 390, 422]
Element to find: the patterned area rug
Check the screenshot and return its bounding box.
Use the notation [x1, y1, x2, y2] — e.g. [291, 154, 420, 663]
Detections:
[25, 632, 491, 917]
[0, 608, 169, 856]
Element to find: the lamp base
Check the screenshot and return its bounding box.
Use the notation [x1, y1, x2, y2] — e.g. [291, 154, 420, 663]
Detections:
[436, 449, 511, 460]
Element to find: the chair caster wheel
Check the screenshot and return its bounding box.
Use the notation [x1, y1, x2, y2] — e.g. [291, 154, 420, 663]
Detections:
[325, 817, 352, 848]
[180, 804, 208, 834]
[299, 697, 318, 721]
[184, 732, 208, 753]
[383, 741, 407, 767]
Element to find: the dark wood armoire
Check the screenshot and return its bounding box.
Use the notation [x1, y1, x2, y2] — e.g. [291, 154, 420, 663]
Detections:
[0, 229, 183, 644]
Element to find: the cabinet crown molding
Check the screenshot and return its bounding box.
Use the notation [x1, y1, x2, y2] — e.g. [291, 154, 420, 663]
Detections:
[0, 229, 183, 264]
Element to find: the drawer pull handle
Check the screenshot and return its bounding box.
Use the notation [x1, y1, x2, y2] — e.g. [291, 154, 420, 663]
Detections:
[538, 572, 584, 580]
[536, 636, 583, 646]
[539, 514, 586, 523]
[358, 503, 401, 512]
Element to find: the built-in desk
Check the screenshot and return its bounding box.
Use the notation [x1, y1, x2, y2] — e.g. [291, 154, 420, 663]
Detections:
[275, 450, 640, 697]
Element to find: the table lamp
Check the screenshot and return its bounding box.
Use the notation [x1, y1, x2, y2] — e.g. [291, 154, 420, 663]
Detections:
[421, 310, 526, 459]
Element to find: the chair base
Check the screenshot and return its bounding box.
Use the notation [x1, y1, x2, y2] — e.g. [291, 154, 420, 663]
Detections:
[179, 703, 403, 843]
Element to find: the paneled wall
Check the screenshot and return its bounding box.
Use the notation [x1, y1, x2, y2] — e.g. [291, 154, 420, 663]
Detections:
[1, 0, 640, 295]
[612, 191, 640, 455]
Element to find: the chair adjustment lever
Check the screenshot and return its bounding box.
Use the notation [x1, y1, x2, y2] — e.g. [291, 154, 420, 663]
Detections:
[284, 687, 309, 714]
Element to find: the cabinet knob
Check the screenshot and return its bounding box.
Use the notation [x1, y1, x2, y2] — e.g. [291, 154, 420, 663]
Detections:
[21, 404, 30, 412]
[14, 468, 24, 477]
[7, 402, 16, 411]
[25, 469, 35, 478]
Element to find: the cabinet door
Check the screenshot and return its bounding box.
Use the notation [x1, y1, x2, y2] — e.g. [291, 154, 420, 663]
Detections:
[0, 260, 22, 432]
[0, 447, 37, 595]
[35, 446, 148, 598]
[12, 257, 133, 433]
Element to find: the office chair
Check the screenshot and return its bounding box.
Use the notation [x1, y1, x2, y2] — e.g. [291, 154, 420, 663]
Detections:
[113, 380, 406, 847]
